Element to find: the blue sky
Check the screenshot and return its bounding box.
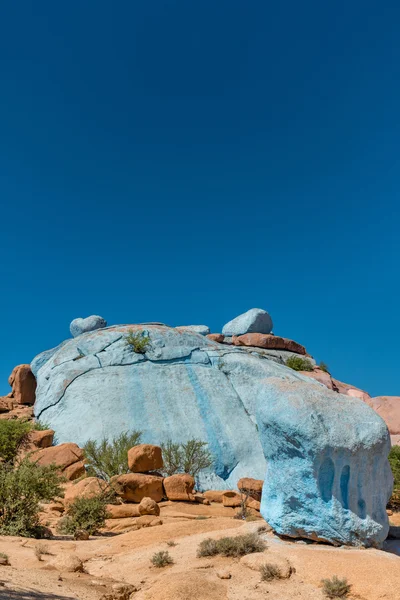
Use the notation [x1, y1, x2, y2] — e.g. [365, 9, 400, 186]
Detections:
[0, 1, 399, 397]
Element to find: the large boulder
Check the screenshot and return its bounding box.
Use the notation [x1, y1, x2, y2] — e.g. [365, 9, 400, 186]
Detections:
[128, 444, 163, 473]
[364, 396, 400, 445]
[164, 474, 195, 501]
[64, 477, 108, 506]
[70, 315, 107, 338]
[111, 473, 164, 503]
[31, 443, 85, 481]
[222, 308, 273, 336]
[257, 377, 393, 547]
[233, 333, 306, 355]
[7, 364, 36, 405]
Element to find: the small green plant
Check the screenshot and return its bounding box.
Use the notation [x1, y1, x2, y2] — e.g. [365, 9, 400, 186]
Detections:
[285, 356, 314, 372]
[33, 421, 52, 432]
[388, 446, 400, 508]
[197, 533, 266, 558]
[160, 439, 213, 478]
[319, 361, 330, 373]
[0, 419, 33, 464]
[34, 542, 51, 561]
[83, 431, 142, 481]
[260, 562, 282, 581]
[0, 459, 64, 537]
[151, 550, 174, 568]
[321, 576, 352, 598]
[126, 330, 151, 354]
[57, 494, 110, 536]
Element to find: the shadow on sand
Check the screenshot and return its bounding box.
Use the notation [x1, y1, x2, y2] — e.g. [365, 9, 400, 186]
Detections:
[0, 587, 77, 600]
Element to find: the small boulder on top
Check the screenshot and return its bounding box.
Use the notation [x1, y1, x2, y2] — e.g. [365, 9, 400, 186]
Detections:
[222, 308, 273, 336]
[70, 315, 107, 338]
[128, 444, 163, 473]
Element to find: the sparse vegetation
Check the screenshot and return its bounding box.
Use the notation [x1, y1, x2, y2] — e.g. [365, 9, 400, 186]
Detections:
[319, 361, 330, 373]
[286, 356, 314, 372]
[197, 533, 266, 558]
[57, 494, 110, 536]
[126, 330, 151, 354]
[0, 459, 64, 537]
[0, 419, 33, 463]
[257, 525, 267, 534]
[151, 550, 174, 568]
[321, 576, 352, 598]
[388, 445, 400, 508]
[0, 552, 9, 565]
[83, 431, 142, 480]
[166, 540, 177, 547]
[34, 542, 51, 561]
[33, 421, 52, 432]
[161, 438, 213, 478]
[260, 562, 282, 581]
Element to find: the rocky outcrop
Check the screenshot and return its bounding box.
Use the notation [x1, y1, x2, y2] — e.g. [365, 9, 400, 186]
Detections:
[7, 364, 36, 405]
[128, 444, 163, 473]
[257, 377, 392, 547]
[237, 477, 263, 501]
[31, 442, 85, 481]
[222, 308, 273, 336]
[111, 473, 164, 503]
[206, 333, 224, 343]
[138, 497, 160, 515]
[70, 315, 107, 337]
[233, 333, 306, 355]
[164, 474, 195, 501]
[364, 396, 400, 445]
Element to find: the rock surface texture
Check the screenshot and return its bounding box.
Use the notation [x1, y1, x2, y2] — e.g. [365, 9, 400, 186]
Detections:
[222, 308, 273, 336]
[69, 315, 107, 338]
[257, 377, 393, 547]
[31, 318, 393, 546]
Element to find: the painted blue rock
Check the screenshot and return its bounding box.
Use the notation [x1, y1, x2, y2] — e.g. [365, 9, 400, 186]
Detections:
[256, 377, 393, 547]
[176, 325, 210, 335]
[70, 315, 107, 338]
[222, 308, 273, 336]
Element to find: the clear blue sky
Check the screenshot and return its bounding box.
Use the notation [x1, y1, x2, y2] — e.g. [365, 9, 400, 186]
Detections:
[0, 1, 399, 398]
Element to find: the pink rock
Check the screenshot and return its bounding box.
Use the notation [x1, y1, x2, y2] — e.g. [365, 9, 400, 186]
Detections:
[364, 396, 400, 436]
[300, 369, 335, 390]
[233, 333, 307, 355]
[207, 334, 225, 343]
[332, 378, 370, 399]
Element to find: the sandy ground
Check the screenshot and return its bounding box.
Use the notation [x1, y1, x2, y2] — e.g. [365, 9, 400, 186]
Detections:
[0, 504, 398, 600]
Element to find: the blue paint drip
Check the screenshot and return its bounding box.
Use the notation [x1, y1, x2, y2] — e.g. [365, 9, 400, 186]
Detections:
[318, 457, 335, 503]
[340, 465, 350, 510]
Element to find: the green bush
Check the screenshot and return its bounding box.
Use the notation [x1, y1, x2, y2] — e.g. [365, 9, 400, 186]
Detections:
[33, 421, 52, 432]
[161, 439, 213, 478]
[388, 446, 400, 508]
[197, 533, 266, 558]
[319, 362, 330, 373]
[260, 562, 282, 581]
[0, 459, 64, 537]
[285, 356, 314, 372]
[321, 576, 352, 598]
[57, 494, 110, 536]
[83, 431, 142, 481]
[151, 550, 174, 568]
[0, 419, 33, 464]
[126, 330, 151, 354]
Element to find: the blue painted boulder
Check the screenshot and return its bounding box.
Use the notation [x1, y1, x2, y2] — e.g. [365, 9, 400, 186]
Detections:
[222, 308, 273, 336]
[256, 377, 393, 547]
[31, 322, 392, 546]
[70, 315, 107, 338]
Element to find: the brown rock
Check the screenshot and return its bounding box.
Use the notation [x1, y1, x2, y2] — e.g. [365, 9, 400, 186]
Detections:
[246, 497, 261, 511]
[29, 429, 55, 448]
[138, 496, 160, 516]
[237, 477, 263, 501]
[128, 444, 163, 473]
[136, 515, 163, 529]
[164, 474, 195, 501]
[203, 490, 225, 503]
[233, 333, 306, 355]
[194, 493, 211, 505]
[106, 504, 140, 518]
[0, 397, 14, 413]
[62, 460, 86, 481]
[50, 553, 83, 573]
[8, 364, 36, 405]
[111, 473, 164, 503]
[222, 491, 242, 507]
[206, 334, 225, 343]
[32, 443, 84, 470]
[64, 477, 108, 506]
[74, 529, 90, 540]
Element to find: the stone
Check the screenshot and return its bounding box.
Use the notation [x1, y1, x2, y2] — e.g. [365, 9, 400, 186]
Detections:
[216, 570, 231, 579]
[257, 377, 393, 547]
[70, 315, 107, 338]
[194, 493, 210, 505]
[32, 442, 84, 469]
[18, 429, 55, 458]
[246, 497, 261, 511]
[8, 364, 36, 405]
[332, 378, 371, 400]
[128, 444, 163, 473]
[222, 308, 273, 336]
[106, 504, 140, 518]
[176, 325, 210, 336]
[237, 477, 263, 500]
[206, 334, 224, 343]
[240, 552, 293, 578]
[62, 461, 86, 481]
[50, 553, 84, 572]
[163, 474, 195, 501]
[221, 491, 242, 507]
[111, 473, 164, 503]
[364, 396, 400, 438]
[233, 333, 306, 355]
[136, 515, 163, 528]
[138, 496, 160, 516]
[64, 477, 108, 506]
[300, 368, 335, 390]
[74, 529, 90, 540]
[0, 556, 9, 566]
[203, 490, 225, 503]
